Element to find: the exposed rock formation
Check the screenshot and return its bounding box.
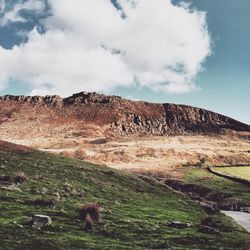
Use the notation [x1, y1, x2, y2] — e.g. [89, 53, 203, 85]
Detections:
[0, 91, 249, 138]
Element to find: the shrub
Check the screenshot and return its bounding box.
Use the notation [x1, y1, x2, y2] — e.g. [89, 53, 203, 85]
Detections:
[14, 172, 27, 183]
[85, 214, 94, 230]
[79, 203, 101, 230]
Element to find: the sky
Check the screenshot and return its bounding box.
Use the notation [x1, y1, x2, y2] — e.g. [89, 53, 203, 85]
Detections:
[0, 0, 249, 124]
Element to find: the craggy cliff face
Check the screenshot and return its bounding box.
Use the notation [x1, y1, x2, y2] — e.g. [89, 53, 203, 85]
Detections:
[0, 91, 249, 139]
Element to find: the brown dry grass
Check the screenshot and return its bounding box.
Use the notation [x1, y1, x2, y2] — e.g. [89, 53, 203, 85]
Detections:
[0, 140, 33, 153]
[3, 134, 250, 179]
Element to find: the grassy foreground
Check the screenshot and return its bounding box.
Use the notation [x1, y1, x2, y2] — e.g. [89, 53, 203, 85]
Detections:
[212, 166, 250, 181]
[0, 150, 250, 250]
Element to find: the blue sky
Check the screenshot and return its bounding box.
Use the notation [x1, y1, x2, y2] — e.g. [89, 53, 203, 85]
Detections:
[0, 0, 249, 124]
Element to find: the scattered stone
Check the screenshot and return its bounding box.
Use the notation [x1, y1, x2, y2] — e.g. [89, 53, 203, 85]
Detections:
[40, 187, 48, 195]
[34, 174, 43, 181]
[71, 188, 77, 195]
[71, 189, 85, 197]
[13, 221, 24, 228]
[218, 197, 242, 211]
[64, 183, 73, 192]
[198, 201, 218, 213]
[77, 191, 86, 197]
[205, 190, 232, 202]
[239, 206, 250, 213]
[167, 221, 192, 229]
[55, 191, 61, 201]
[201, 217, 218, 228]
[199, 225, 219, 234]
[32, 215, 52, 229]
[2, 184, 22, 192]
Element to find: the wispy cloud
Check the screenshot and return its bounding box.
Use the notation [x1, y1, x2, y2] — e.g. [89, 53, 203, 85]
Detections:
[0, 0, 211, 96]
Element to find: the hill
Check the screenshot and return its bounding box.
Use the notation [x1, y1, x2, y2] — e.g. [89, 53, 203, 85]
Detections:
[0, 140, 250, 249]
[0, 91, 249, 140]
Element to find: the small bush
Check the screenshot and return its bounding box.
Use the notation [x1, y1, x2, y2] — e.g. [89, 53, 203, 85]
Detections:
[14, 172, 27, 183]
[79, 203, 101, 230]
[85, 214, 94, 230]
[34, 174, 43, 181]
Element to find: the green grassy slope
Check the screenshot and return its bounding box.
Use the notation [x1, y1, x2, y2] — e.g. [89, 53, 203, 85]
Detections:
[212, 166, 250, 181]
[0, 150, 250, 250]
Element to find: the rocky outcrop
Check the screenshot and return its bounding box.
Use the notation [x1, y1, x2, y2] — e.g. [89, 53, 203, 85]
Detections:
[0, 95, 63, 107]
[0, 91, 249, 136]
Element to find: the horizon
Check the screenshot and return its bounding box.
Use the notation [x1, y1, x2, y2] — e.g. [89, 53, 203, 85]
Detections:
[0, 0, 249, 124]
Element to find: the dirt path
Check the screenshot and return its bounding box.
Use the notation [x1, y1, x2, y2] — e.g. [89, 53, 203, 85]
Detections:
[221, 211, 250, 233]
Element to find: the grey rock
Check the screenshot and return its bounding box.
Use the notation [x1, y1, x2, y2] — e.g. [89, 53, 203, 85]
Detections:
[167, 221, 192, 229]
[200, 225, 219, 234]
[32, 215, 52, 229]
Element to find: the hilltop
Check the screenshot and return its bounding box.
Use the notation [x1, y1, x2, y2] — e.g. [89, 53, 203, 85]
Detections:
[0, 91, 249, 141]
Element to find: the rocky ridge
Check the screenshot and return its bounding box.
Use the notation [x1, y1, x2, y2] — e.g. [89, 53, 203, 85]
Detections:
[0, 91, 249, 137]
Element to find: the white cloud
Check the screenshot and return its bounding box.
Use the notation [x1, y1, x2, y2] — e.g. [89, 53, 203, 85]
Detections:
[0, 0, 211, 96]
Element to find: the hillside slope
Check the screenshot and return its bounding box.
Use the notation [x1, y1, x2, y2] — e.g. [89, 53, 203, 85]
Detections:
[0, 141, 250, 249]
[0, 91, 249, 140]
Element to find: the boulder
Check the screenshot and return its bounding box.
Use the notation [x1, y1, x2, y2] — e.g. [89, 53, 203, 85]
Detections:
[167, 221, 192, 229]
[32, 215, 52, 229]
[199, 201, 218, 213]
[201, 217, 218, 228]
[199, 225, 219, 234]
[218, 197, 242, 210]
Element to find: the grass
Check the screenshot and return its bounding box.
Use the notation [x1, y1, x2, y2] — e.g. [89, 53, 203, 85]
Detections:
[212, 166, 250, 181]
[184, 167, 250, 205]
[0, 150, 249, 249]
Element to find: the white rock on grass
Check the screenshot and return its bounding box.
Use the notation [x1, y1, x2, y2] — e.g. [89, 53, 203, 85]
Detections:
[32, 215, 52, 229]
